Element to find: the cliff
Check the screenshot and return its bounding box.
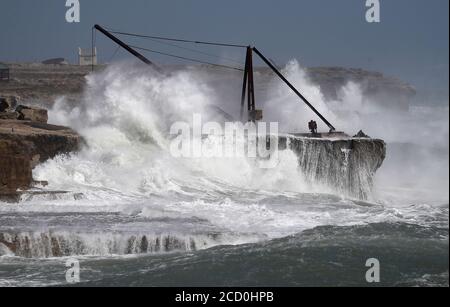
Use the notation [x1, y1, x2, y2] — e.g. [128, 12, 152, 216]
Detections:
[306, 67, 416, 111]
[0, 119, 82, 200]
[0, 64, 416, 111]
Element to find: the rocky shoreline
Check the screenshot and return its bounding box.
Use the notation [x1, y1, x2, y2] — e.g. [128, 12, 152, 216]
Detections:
[0, 96, 82, 202]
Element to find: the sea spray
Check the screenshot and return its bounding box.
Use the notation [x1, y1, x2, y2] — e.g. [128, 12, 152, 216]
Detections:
[41, 62, 385, 200]
[4, 61, 442, 262]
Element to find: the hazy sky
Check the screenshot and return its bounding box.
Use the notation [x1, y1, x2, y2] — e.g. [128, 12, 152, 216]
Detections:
[0, 0, 448, 101]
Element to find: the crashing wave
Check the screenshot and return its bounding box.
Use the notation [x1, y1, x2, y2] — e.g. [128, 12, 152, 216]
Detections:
[0, 231, 255, 258]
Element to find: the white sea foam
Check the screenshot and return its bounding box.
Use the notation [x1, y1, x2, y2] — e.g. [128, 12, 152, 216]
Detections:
[0, 62, 447, 258]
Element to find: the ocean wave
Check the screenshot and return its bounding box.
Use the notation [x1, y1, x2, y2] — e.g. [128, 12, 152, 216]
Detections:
[1, 222, 447, 287]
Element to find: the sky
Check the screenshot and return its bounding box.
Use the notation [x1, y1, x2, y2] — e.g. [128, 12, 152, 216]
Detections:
[0, 0, 448, 103]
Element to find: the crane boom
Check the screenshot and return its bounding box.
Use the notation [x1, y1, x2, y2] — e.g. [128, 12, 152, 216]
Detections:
[252, 47, 336, 131]
[93, 24, 163, 74]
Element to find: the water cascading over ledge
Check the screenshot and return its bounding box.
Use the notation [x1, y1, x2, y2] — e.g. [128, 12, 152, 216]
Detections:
[282, 136, 386, 200]
[0, 232, 227, 258]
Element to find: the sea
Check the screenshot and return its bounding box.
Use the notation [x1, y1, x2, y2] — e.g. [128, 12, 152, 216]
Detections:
[0, 62, 448, 287]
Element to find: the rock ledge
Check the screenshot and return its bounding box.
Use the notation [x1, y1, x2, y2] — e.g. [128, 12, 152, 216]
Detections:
[0, 119, 82, 201]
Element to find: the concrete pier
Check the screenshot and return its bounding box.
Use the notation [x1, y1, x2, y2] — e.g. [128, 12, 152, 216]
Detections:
[278, 132, 386, 200]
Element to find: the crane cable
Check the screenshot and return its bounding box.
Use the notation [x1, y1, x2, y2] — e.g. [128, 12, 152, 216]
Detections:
[129, 45, 244, 71]
[145, 37, 244, 65]
[97, 26, 246, 71]
[106, 29, 248, 48]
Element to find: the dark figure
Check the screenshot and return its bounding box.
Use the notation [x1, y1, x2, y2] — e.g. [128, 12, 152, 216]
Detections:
[308, 120, 318, 134]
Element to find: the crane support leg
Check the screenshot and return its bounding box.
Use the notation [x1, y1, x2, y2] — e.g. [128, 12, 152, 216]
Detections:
[240, 47, 258, 122]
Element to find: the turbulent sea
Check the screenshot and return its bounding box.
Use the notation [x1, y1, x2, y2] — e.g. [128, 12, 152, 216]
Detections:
[0, 63, 448, 287]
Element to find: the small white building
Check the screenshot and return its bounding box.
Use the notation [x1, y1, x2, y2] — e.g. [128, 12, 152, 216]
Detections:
[78, 47, 97, 66]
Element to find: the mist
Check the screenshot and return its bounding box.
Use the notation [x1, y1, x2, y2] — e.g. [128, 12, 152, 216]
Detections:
[198, 59, 450, 203]
[46, 60, 449, 203]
